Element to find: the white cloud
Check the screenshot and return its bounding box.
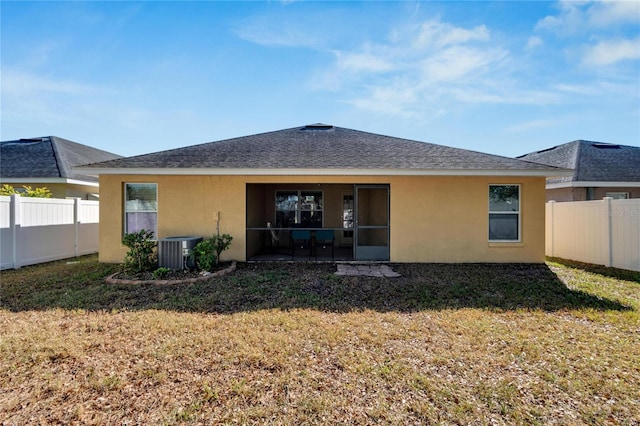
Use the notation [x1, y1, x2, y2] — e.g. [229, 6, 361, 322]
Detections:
[533, 1, 640, 69]
[333, 50, 395, 73]
[582, 37, 640, 66]
[419, 46, 507, 83]
[234, 22, 322, 49]
[1, 70, 106, 97]
[552, 79, 638, 100]
[526, 36, 543, 49]
[535, 1, 586, 33]
[241, 6, 636, 120]
[0, 68, 191, 146]
[1, 76, 95, 129]
[414, 20, 490, 49]
[233, 14, 328, 49]
[309, 17, 521, 117]
[347, 83, 419, 118]
[506, 119, 558, 133]
[0, 70, 119, 128]
[587, 0, 640, 27]
[536, 0, 640, 33]
[552, 83, 599, 95]
[451, 87, 563, 106]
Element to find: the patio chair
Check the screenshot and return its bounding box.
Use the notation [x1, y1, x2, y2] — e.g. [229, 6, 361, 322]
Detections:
[315, 230, 335, 260]
[290, 230, 312, 260]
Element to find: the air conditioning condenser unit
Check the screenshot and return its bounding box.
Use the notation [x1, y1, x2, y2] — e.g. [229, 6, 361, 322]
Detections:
[158, 236, 203, 270]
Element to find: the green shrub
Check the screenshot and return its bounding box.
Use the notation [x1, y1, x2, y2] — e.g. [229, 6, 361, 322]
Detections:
[152, 267, 172, 280]
[194, 233, 233, 272]
[122, 229, 157, 273]
[193, 238, 216, 272]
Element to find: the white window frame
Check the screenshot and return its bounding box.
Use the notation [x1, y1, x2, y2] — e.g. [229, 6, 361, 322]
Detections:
[275, 190, 324, 228]
[605, 192, 629, 199]
[488, 184, 521, 242]
[124, 183, 158, 237]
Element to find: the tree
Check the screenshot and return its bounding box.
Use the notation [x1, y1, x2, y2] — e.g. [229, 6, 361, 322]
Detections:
[0, 184, 52, 198]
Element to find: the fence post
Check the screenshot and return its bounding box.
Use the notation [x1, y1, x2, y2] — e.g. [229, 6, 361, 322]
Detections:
[603, 197, 613, 267]
[10, 194, 21, 269]
[74, 198, 80, 258]
[548, 200, 555, 258]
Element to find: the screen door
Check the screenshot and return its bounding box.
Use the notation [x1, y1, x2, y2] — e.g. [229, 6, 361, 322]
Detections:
[354, 185, 389, 261]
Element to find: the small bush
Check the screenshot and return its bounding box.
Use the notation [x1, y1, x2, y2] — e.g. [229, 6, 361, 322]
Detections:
[193, 238, 216, 272]
[213, 234, 233, 266]
[122, 229, 157, 273]
[152, 267, 172, 280]
[194, 233, 233, 272]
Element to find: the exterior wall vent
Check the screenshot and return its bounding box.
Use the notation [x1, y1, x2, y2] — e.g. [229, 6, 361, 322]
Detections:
[158, 236, 203, 270]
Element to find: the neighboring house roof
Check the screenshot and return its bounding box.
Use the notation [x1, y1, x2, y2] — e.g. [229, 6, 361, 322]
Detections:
[518, 140, 640, 187]
[0, 136, 122, 184]
[76, 124, 569, 177]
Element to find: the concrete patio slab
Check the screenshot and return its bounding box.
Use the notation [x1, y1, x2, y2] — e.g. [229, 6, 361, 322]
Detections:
[335, 264, 401, 278]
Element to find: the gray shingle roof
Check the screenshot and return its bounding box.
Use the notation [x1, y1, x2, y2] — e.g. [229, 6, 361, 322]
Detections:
[0, 136, 122, 183]
[80, 125, 561, 174]
[518, 140, 640, 184]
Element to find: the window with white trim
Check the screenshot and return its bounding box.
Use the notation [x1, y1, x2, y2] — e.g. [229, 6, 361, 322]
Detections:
[124, 183, 157, 236]
[489, 184, 520, 242]
[606, 192, 629, 199]
[275, 190, 323, 228]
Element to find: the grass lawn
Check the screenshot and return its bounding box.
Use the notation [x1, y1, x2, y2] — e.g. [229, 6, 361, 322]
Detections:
[1, 256, 638, 425]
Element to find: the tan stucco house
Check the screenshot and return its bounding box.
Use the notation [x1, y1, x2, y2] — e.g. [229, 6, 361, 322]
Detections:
[76, 124, 569, 264]
[0, 136, 122, 200]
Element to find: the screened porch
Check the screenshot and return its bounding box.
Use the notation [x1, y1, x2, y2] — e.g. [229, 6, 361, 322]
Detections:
[246, 183, 389, 262]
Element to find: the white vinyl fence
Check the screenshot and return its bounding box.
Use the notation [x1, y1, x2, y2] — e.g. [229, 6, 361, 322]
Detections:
[0, 195, 99, 270]
[546, 198, 640, 272]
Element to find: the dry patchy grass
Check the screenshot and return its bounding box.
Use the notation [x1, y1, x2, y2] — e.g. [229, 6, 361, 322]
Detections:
[1, 256, 638, 425]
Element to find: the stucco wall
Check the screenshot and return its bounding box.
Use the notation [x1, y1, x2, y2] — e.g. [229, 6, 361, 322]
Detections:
[99, 174, 546, 264]
[391, 176, 545, 263]
[100, 175, 247, 263]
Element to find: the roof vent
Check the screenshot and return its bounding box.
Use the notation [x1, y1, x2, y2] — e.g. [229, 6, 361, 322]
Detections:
[303, 123, 334, 131]
[19, 138, 47, 142]
[591, 143, 621, 149]
[536, 146, 558, 154]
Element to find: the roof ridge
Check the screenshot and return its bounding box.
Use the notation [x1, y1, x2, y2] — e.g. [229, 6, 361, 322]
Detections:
[548, 140, 581, 179]
[47, 136, 66, 178]
[572, 140, 587, 181]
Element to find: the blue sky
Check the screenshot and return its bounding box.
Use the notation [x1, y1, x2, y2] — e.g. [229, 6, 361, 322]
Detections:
[2, 1, 639, 158]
